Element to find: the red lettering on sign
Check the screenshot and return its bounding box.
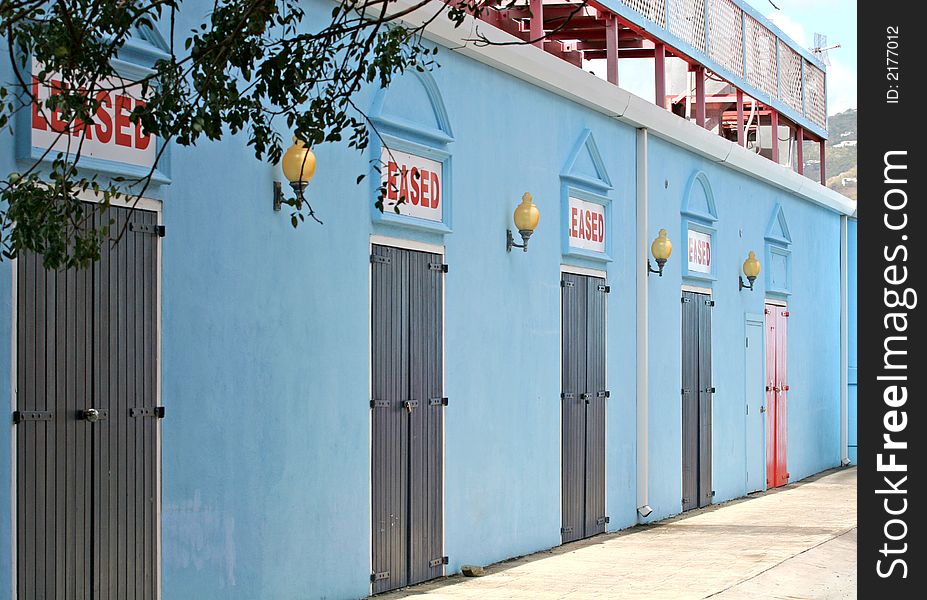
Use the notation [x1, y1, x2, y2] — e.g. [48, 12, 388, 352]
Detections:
[430, 171, 440, 209]
[409, 167, 420, 205]
[31, 77, 47, 131]
[380, 151, 442, 217]
[134, 99, 151, 150]
[569, 206, 606, 243]
[114, 95, 132, 147]
[386, 161, 398, 201]
[420, 169, 430, 206]
[688, 237, 712, 266]
[399, 165, 409, 201]
[94, 92, 113, 144]
[48, 81, 68, 133]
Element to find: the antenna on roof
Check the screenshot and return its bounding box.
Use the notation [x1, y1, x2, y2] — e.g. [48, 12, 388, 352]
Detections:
[812, 32, 840, 66]
[767, 0, 780, 9]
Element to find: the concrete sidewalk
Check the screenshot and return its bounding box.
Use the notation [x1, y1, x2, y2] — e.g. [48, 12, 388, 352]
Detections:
[375, 468, 857, 599]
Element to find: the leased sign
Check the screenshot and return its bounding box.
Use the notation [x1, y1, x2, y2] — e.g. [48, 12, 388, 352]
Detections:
[30, 65, 155, 169]
[380, 148, 443, 222]
[567, 197, 606, 253]
[687, 229, 712, 274]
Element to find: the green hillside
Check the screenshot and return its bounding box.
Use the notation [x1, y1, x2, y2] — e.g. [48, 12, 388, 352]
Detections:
[803, 109, 857, 200]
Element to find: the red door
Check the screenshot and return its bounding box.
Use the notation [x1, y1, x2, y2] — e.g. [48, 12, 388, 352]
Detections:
[765, 304, 789, 488]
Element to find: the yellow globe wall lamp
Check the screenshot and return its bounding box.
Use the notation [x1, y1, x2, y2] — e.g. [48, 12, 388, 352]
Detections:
[739, 251, 761, 291]
[274, 137, 317, 215]
[507, 192, 540, 253]
[647, 229, 672, 276]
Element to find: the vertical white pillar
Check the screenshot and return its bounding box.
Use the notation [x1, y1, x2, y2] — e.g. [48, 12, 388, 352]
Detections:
[636, 128, 651, 518]
[840, 215, 849, 465]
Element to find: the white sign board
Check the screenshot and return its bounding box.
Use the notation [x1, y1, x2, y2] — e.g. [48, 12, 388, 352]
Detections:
[687, 229, 712, 274]
[30, 65, 156, 169]
[567, 197, 606, 253]
[380, 148, 443, 222]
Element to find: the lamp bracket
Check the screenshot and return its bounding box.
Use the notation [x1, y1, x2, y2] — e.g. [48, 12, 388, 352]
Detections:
[506, 229, 533, 253]
[273, 181, 324, 224]
[739, 275, 756, 291]
[273, 181, 284, 212]
[647, 258, 666, 277]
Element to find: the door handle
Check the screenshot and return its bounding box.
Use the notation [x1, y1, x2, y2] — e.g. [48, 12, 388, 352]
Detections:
[79, 408, 108, 422]
[782, 385, 790, 391]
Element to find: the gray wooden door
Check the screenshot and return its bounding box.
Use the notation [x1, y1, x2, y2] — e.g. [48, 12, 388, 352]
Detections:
[561, 273, 607, 544]
[681, 291, 713, 512]
[15, 204, 161, 599]
[371, 245, 444, 593]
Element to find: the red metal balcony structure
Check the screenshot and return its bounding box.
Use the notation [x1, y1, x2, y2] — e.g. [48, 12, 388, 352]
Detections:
[470, 0, 829, 185]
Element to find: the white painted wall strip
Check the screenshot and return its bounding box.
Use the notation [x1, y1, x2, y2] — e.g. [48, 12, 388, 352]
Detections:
[636, 128, 651, 519]
[840, 216, 849, 465]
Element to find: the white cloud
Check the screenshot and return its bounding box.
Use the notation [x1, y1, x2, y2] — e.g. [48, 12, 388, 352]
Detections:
[825, 58, 857, 113]
[766, 12, 809, 48]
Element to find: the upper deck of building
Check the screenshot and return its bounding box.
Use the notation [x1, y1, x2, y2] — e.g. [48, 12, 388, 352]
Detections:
[471, 0, 830, 183]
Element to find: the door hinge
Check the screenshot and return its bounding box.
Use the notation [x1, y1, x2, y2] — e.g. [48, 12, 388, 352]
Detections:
[129, 222, 165, 237]
[130, 406, 165, 418]
[561, 280, 575, 288]
[681, 388, 690, 395]
[681, 297, 690, 303]
[712, 490, 716, 497]
[371, 571, 390, 582]
[596, 391, 610, 399]
[560, 526, 573, 535]
[703, 387, 716, 394]
[428, 262, 448, 273]
[760, 405, 766, 413]
[12, 410, 53, 423]
[597, 284, 610, 293]
[596, 516, 609, 525]
[428, 556, 449, 568]
[370, 254, 391, 265]
[783, 311, 790, 317]
[370, 399, 390, 409]
[429, 397, 448, 406]
[705, 300, 715, 307]
[561, 392, 576, 400]
[764, 308, 770, 314]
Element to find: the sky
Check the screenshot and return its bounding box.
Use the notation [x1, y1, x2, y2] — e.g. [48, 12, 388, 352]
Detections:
[742, 0, 857, 114]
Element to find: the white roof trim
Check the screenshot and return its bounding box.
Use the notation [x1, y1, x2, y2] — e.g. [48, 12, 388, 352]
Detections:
[388, 1, 856, 217]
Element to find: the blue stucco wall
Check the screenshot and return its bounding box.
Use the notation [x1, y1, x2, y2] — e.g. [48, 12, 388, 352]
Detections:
[0, 1, 846, 597]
